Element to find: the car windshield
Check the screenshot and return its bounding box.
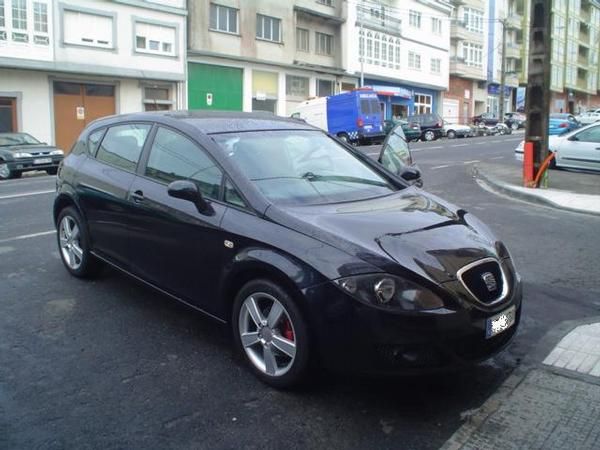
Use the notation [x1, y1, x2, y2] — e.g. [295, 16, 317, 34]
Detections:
[212, 130, 398, 206]
[0, 133, 41, 147]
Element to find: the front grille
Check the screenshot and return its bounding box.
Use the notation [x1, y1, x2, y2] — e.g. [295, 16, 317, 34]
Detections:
[458, 259, 506, 305]
[29, 151, 51, 156]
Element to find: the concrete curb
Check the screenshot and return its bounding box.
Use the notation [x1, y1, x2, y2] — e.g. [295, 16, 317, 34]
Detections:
[440, 315, 600, 450]
[473, 165, 600, 217]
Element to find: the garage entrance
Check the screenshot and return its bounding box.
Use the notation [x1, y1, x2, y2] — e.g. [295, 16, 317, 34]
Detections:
[53, 82, 115, 153]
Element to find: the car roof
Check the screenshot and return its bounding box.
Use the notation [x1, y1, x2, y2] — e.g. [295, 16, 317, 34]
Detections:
[88, 110, 318, 135]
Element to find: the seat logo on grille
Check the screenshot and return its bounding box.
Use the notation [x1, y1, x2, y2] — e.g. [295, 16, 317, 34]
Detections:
[481, 272, 497, 292]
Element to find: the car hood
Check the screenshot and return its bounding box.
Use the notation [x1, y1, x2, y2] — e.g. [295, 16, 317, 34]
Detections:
[1, 144, 59, 153]
[266, 189, 505, 285]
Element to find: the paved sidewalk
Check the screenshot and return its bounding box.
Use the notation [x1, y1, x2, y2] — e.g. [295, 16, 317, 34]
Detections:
[441, 317, 600, 450]
[474, 162, 600, 216]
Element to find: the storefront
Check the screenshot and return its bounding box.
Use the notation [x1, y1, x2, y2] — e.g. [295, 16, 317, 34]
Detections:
[364, 79, 440, 120]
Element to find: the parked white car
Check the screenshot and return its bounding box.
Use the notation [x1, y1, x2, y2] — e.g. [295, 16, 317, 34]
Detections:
[577, 110, 600, 125]
[443, 123, 473, 139]
[514, 122, 600, 172]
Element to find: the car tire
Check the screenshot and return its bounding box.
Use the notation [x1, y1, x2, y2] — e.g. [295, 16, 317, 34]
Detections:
[46, 167, 58, 175]
[548, 154, 557, 170]
[423, 130, 435, 141]
[232, 279, 310, 389]
[56, 206, 101, 278]
[511, 122, 519, 130]
[337, 133, 349, 144]
[0, 162, 20, 180]
[447, 130, 456, 139]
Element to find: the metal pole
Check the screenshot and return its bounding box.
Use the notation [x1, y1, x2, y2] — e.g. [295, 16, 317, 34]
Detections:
[359, 4, 364, 87]
[499, 19, 507, 120]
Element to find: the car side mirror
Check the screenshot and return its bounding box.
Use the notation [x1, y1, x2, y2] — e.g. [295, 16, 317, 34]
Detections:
[568, 135, 579, 142]
[167, 180, 214, 215]
[400, 167, 421, 182]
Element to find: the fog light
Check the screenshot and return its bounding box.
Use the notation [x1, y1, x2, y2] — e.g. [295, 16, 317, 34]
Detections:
[374, 278, 395, 304]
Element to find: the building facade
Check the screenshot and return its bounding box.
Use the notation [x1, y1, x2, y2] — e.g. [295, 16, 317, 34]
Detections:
[0, 0, 187, 152]
[187, 0, 355, 116]
[446, 0, 489, 123]
[345, 0, 453, 120]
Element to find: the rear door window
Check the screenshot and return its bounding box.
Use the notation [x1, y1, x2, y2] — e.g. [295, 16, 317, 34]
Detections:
[95, 124, 151, 172]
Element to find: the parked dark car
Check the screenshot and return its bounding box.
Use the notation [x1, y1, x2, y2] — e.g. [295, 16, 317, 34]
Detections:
[550, 113, 581, 132]
[0, 132, 64, 180]
[383, 119, 422, 142]
[406, 113, 444, 141]
[503, 112, 526, 130]
[54, 111, 522, 388]
[472, 113, 499, 127]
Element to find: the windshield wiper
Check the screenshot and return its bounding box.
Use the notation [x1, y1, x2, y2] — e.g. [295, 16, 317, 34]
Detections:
[301, 172, 388, 188]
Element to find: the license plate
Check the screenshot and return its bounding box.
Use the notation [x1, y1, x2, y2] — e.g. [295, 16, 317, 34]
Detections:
[515, 152, 523, 162]
[485, 305, 516, 339]
[364, 125, 372, 130]
[33, 158, 52, 165]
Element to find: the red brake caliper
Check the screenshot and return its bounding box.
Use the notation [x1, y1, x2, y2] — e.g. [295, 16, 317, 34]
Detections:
[281, 318, 294, 341]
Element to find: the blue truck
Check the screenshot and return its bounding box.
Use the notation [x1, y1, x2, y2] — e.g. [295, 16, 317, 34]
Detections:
[291, 89, 385, 145]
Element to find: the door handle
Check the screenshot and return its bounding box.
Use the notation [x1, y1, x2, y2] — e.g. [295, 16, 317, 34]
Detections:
[131, 190, 145, 203]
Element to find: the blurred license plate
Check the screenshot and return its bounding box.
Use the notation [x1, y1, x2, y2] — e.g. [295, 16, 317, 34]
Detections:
[33, 158, 52, 165]
[515, 152, 523, 162]
[485, 306, 516, 339]
[364, 125, 372, 130]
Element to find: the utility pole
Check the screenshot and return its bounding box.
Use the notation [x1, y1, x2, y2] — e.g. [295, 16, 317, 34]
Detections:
[523, 0, 552, 186]
[359, 3, 364, 87]
[499, 19, 507, 120]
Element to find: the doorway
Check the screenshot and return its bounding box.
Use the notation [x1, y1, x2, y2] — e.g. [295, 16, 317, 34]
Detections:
[53, 81, 115, 153]
[0, 97, 17, 132]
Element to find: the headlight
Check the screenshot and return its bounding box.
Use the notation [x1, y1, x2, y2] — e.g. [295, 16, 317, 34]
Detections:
[50, 149, 64, 156]
[13, 152, 32, 158]
[333, 274, 444, 311]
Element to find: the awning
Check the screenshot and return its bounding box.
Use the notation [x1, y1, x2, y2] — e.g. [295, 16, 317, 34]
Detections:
[366, 85, 412, 99]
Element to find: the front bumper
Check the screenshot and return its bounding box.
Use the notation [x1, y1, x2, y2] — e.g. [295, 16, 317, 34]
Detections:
[7, 156, 63, 172]
[303, 270, 522, 375]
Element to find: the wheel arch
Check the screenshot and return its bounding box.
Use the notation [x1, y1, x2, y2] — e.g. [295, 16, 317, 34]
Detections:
[53, 193, 83, 227]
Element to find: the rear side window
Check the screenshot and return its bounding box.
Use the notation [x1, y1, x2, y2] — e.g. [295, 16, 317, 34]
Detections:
[88, 129, 105, 156]
[145, 127, 223, 199]
[95, 124, 151, 172]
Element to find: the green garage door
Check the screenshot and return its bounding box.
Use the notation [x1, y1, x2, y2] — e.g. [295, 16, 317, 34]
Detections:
[188, 63, 243, 111]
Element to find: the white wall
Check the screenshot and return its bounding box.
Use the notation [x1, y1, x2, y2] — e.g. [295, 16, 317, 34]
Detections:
[0, 69, 53, 144]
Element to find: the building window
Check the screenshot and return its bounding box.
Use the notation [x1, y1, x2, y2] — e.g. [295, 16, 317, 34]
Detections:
[414, 94, 432, 114]
[209, 3, 238, 34]
[408, 51, 421, 69]
[0, 0, 5, 30]
[143, 86, 173, 111]
[63, 10, 113, 49]
[317, 0, 333, 6]
[432, 17, 442, 34]
[409, 10, 421, 28]
[366, 31, 372, 63]
[315, 31, 333, 55]
[12, 0, 26, 30]
[431, 58, 441, 74]
[462, 42, 483, 67]
[296, 27, 309, 52]
[373, 35, 380, 62]
[317, 79, 334, 97]
[256, 14, 281, 42]
[463, 7, 484, 34]
[135, 22, 176, 56]
[286, 75, 309, 98]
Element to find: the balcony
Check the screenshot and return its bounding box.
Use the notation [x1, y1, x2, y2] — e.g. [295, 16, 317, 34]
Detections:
[505, 14, 523, 30]
[505, 44, 522, 59]
[450, 57, 486, 80]
[450, 22, 485, 43]
[505, 73, 520, 87]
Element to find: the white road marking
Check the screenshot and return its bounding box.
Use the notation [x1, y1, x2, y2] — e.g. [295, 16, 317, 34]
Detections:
[491, 156, 505, 160]
[463, 160, 480, 164]
[0, 190, 54, 200]
[431, 164, 452, 170]
[490, 140, 502, 143]
[0, 230, 55, 244]
[451, 144, 469, 147]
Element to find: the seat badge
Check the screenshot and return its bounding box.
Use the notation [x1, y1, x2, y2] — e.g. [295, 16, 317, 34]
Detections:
[224, 240, 234, 249]
[481, 272, 497, 292]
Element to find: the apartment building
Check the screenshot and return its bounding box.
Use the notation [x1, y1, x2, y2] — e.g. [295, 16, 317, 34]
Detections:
[0, 0, 187, 151]
[187, 0, 356, 116]
[446, 0, 489, 123]
[345, 0, 453, 120]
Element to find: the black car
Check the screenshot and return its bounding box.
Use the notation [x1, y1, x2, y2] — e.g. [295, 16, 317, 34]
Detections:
[472, 113, 499, 127]
[406, 113, 444, 141]
[54, 111, 522, 388]
[0, 132, 64, 180]
[503, 113, 526, 130]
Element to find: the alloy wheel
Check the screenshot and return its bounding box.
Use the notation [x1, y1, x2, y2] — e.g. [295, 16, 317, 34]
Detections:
[59, 215, 83, 270]
[0, 163, 10, 179]
[424, 131, 435, 141]
[238, 292, 297, 377]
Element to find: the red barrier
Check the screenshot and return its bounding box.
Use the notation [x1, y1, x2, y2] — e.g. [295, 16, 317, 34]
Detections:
[523, 142, 535, 187]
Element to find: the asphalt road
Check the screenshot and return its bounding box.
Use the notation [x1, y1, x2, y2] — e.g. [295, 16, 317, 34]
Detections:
[1, 134, 599, 450]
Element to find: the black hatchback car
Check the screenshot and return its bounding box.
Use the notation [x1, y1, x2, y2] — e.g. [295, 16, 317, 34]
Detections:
[54, 111, 521, 388]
